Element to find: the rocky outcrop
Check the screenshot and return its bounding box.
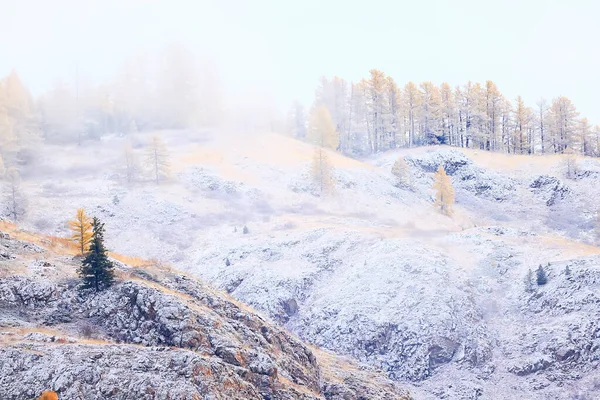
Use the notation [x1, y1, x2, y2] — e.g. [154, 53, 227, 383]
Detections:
[405, 150, 517, 202]
[530, 175, 572, 206]
[0, 232, 410, 399]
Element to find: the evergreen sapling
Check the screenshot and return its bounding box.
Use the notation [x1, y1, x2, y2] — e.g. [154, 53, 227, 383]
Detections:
[78, 217, 115, 292]
[536, 264, 548, 286]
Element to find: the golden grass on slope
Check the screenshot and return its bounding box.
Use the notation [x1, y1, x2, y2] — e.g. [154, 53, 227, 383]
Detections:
[178, 132, 375, 179]
[537, 234, 600, 257]
[0, 221, 165, 268]
[0, 220, 78, 255]
[276, 375, 322, 397]
[108, 252, 153, 267]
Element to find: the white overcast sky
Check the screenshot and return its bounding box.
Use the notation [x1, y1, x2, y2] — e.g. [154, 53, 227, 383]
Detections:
[1, 0, 599, 122]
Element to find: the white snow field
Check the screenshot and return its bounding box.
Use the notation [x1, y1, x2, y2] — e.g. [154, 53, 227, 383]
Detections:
[8, 129, 600, 399]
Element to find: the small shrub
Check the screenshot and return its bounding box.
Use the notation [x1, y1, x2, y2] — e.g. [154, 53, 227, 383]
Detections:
[78, 322, 96, 339]
[39, 391, 58, 400]
[243, 226, 249, 234]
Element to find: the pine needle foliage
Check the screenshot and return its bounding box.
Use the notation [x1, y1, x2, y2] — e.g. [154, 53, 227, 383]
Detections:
[78, 217, 115, 292]
[536, 264, 548, 286]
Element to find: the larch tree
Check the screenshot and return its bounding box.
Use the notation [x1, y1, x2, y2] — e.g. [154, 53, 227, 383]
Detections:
[3, 167, 25, 221]
[0, 79, 18, 162]
[419, 81, 443, 144]
[391, 157, 410, 187]
[512, 96, 532, 154]
[384, 76, 400, 150]
[578, 117, 593, 156]
[78, 217, 115, 292]
[124, 142, 139, 184]
[563, 146, 578, 179]
[402, 82, 420, 147]
[433, 165, 454, 216]
[1, 70, 41, 162]
[69, 208, 93, 256]
[364, 69, 387, 153]
[549, 96, 579, 153]
[347, 82, 368, 153]
[536, 99, 549, 154]
[484, 81, 502, 151]
[313, 76, 345, 133]
[145, 135, 170, 184]
[594, 125, 600, 157]
[310, 147, 335, 196]
[440, 82, 456, 146]
[307, 106, 339, 150]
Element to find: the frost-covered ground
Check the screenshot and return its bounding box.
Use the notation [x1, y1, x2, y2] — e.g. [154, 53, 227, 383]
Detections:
[6, 130, 600, 399]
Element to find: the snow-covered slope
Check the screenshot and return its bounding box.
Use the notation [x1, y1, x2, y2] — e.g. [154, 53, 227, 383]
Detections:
[0, 230, 409, 399]
[5, 130, 600, 399]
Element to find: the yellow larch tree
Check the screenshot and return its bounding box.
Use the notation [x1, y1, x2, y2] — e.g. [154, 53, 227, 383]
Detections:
[145, 135, 170, 184]
[391, 157, 410, 186]
[307, 106, 339, 150]
[311, 147, 335, 196]
[433, 165, 454, 216]
[69, 208, 93, 255]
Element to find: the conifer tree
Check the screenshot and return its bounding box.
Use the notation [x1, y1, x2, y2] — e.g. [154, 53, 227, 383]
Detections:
[3, 167, 25, 221]
[311, 147, 335, 196]
[563, 146, 578, 179]
[433, 165, 454, 216]
[536, 264, 548, 286]
[145, 135, 170, 184]
[78, 217, 115, 292]
[391, 157, 410, 187]
[0, 154, 5, 178]
[124, 142, 139, 184]
[68, 208, 93, 256]
[307, 106, 339, 150]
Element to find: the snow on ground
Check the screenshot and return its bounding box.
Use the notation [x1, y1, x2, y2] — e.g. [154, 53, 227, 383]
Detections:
[5, 130, 600, 399]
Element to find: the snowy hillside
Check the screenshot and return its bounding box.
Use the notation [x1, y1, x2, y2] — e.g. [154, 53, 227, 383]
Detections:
[0, 228, 410, 399]
[5, 130, 600, 399]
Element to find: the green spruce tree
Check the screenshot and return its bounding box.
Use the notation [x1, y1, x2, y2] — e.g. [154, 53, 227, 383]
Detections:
[78, 217, 115, 292]
[536, 264, 548, 286]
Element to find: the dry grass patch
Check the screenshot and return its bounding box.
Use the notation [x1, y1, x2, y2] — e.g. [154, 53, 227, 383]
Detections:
[0, 220, 78, 255]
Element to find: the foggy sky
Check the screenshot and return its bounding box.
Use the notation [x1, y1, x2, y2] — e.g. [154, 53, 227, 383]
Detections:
[2, 0, 599, 122]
